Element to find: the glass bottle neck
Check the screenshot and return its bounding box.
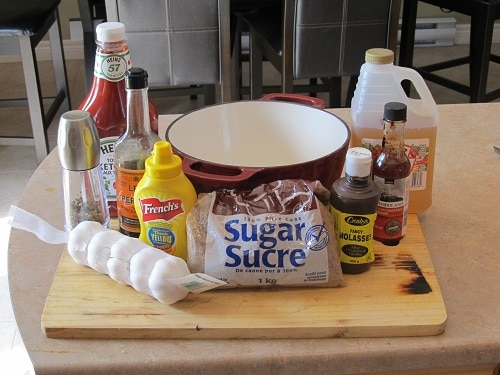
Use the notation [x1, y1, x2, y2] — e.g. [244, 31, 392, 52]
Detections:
[345, 174, 370, 187]
[96, 39, 128, 54]
[90, 39, 131, 84]
[382, 119, 407, 159]
[126, 87, 151, 135]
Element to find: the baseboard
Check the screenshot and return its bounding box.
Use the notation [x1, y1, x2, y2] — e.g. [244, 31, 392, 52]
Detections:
[455, 24, 500, 45]
[0, 23, 499, 64]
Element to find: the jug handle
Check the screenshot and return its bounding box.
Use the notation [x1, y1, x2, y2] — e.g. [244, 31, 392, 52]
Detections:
[395, 67, 437, 113]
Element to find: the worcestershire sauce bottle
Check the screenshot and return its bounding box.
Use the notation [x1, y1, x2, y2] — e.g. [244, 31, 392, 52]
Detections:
[330, 148, 380, 274]
[114, 68, 161, 237]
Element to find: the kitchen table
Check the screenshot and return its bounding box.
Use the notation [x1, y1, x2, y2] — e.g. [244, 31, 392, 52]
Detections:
[8, 103, 500, 374]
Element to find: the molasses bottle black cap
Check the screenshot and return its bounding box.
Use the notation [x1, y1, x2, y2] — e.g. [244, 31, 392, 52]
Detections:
[384, 102, 407, 121]
[125, 67, 148, 89]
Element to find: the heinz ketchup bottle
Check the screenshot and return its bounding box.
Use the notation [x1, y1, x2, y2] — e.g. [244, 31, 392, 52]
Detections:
[78, 22, 159, 217]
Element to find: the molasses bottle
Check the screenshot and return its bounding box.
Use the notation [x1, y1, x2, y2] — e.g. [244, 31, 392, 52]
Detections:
[330, 147, 380, 274]
[372, 102, 411, 246]
[114, 67, 161, 237]
[78, 22, 159, 217]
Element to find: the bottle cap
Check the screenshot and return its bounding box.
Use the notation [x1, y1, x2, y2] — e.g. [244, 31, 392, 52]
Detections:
[365, 48, 394, 65]
[96, 22, 126, 43]
[345, 147, 373, 178]
[126, 67, 148, 89]
[145, 141, 183, 180]
[384, 102, 407, 121]
[57, 110, 100, 171]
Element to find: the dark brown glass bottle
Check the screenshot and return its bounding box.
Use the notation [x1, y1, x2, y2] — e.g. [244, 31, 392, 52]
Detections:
[114, 67, 161, 237]
[372, 102, 411, 246]
[330, 147, 380, 274]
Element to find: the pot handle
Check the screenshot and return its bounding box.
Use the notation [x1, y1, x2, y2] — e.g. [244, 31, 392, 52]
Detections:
[182, 157, 261, 189]
[259, 93, 325, 109]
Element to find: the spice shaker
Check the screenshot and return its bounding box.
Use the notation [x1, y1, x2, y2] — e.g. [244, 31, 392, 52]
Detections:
[58, 110, 110, 231]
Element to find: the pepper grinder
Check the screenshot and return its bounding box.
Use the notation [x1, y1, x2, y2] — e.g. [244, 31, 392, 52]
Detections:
[58, 110, 110, 231]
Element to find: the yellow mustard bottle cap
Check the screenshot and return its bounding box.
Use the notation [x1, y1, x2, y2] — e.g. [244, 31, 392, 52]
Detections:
[145, 141, 182, 180]
[365, 48, 394, 64]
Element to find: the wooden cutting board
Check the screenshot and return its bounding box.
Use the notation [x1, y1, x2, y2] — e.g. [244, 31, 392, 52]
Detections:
[41, 214, 447, 339]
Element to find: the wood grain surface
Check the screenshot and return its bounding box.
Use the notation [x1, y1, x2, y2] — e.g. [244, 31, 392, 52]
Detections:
[41, 214, 447, 339]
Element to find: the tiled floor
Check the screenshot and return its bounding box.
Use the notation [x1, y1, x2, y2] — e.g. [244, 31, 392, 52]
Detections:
[1, 43, 499, 373]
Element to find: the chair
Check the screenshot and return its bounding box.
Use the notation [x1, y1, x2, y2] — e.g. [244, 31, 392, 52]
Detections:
[243, 0, 401, 107]
[104, 0, 231, 104]
[77, 0, 107, 92]
[399, 0, 500, 103]
[229, 0, 282, 101]
[0, 0, 71, 163]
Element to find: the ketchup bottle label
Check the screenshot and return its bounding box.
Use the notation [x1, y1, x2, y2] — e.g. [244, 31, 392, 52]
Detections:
[373, 176, 410, 240]
[100, 136, 118, 203]
[94, 50, 132, 82]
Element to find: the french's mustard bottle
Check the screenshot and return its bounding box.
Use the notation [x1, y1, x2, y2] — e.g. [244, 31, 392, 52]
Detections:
[134, 141, 197, 261]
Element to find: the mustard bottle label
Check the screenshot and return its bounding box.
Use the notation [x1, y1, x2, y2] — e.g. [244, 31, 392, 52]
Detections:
[136, 195, 187, 258]
[330, 206, 376, 265]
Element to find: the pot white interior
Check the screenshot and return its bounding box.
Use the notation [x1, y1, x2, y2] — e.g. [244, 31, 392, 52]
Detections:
[166, 101, 350, 168]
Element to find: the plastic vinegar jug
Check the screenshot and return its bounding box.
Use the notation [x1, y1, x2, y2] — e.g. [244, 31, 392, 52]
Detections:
[350, 48, 439, 213]
[134, 141, 197, 261]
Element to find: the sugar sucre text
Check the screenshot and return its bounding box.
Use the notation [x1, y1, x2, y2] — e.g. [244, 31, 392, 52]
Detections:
[223, 219, 308, 268]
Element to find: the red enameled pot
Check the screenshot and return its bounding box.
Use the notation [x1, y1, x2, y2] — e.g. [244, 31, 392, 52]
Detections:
[165, 94, 350, 192]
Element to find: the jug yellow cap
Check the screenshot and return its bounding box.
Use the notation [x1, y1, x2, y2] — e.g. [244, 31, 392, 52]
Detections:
[365, 48, 394, 64]
[145, 141, 182, 180]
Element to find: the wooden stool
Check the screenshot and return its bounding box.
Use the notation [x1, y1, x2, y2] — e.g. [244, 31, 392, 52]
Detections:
[0, 0, 71, 163]
[399, 0, 500, 102]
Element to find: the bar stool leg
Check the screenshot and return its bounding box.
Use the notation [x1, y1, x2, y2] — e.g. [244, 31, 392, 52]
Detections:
[19, 35, 49, 164]
[49, 11, 71, 114]
[399, 0, 418, 95]
[469, 3, 495, 103]
[249, 31, 263, 100]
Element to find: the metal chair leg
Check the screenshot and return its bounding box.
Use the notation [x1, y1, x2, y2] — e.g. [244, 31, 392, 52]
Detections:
[249, 30, 263, 100]
[19, 35, 49, 163]
[49, 10, 71, 114]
